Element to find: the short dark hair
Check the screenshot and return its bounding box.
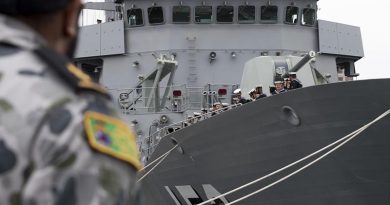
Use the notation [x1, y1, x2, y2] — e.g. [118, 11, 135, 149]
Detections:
[0, 0, 69, 15]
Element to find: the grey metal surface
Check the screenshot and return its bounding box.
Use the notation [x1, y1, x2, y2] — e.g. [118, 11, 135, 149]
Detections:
[336, 22, 364, 57]
[75, 24, 101, 57]
[101, 20, 126, 56]
[125, 25, 318, 53]
[84, 2, 117, 11]
[141, 79, 390, 205]
[312, 54, 339, 82]
[319, 20, 364, 57]
[75, 21, 125, 58]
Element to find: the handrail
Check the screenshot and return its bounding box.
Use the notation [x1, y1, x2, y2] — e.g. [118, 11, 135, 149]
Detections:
[143, 103, 243, 157]
[112, 85, 230, 114]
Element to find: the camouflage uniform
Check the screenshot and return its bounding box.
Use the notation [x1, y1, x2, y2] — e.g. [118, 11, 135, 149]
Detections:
[0, 13, 141, 205]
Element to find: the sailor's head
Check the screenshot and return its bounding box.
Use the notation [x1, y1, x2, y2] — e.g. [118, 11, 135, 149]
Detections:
[193, 112, 202, 120]
[233, 88, 242, 96]
[255, 85, 263, 93]
[274, 81, 284, 91]
[289, 72, 297, 79]
[0, 0, 83, 58]
[248, 89, 256, 99]
[213, 102, 222, 109]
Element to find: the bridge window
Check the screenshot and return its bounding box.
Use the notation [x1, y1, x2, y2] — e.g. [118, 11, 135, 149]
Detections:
[127, 8, 143, 26]
[173, 6, 191, 23]
[217, 5, 234, 23]
[260, 5, 278, 23]
[195, 6, 212, 24]
[302, 8, 316, 26]
[285, 6, 299, 24]
[148, 6, 164, 24]
[238, 5, 255, 23]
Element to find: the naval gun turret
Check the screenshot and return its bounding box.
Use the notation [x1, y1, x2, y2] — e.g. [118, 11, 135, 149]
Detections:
[288, 51, 316, 73]
[240, 51, 319, 98]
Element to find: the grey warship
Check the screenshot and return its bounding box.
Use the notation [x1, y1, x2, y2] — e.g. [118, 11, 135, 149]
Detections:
[75, 0, 390, 204]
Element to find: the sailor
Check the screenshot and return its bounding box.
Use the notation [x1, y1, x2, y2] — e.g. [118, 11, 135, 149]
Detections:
[273, 80, 288, 95]
[213, 102, 225, 116]
[248, 89, 256, 101]
[288, 72, 303, 90]
[193, 112, 202, 122]
[185, 116, 194, 126]
[232, 88, 241, 104]
[210, 102, 220, 116]
[0, 1, 141, 204]
[284, 77, 291, 90]
[215, 102, 223, 110]
[200, 108, 208, 119]
[255, 85, 267, 99]
[233, 88, 249, 104]
[269, 85, 277, 95]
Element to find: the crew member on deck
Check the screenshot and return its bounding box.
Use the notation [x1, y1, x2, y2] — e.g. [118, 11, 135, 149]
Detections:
[269, 85, 276, 95]
[288, 72, 303, 90]
[273, 80, 287, 95]
[211, 102, 222, 116]
[248, 89, 256, 101]
[233, 88, 249, 104]
[284, 78, 291, 90]
[255, 85, 267, 99]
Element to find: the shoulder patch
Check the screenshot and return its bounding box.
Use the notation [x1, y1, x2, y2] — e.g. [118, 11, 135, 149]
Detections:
[83, 111, 141, 170]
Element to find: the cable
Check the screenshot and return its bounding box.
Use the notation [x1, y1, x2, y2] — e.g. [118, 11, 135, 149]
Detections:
[139, 145, 178, 172]
[198, 109, 390, 205]
[137, 145, 178, 182]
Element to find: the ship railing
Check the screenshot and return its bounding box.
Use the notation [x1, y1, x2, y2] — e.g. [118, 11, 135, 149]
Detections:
[142, 103, 242, 159]
[108, 85, 205, 114]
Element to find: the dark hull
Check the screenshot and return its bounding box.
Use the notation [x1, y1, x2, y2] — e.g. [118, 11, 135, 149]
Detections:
[140, 79, 390, 205]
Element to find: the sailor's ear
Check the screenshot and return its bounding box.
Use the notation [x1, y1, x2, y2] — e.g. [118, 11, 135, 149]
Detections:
[63, 0, 83, 38]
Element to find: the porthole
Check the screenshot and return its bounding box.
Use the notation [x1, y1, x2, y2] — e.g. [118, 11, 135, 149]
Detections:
[195, 6, 213, 24]
[173, 6, 191, 23]
[127, 8, 143, 26]
[148, 6, 164, 25]
[285, 6, 299, 24]
[261, 5, 278, 23]
[238, 5, 255, 24]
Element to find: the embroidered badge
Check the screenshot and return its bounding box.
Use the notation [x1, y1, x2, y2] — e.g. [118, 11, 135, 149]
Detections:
[83, 111, 141, 170]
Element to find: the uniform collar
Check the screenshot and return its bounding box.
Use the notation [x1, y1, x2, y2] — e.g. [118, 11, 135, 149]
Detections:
[0, 14, 47, 50]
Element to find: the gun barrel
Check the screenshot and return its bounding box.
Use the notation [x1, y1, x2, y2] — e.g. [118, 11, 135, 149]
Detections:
[289, 51, 316, 73]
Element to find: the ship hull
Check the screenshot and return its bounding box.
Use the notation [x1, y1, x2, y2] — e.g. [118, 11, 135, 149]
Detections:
[140, 79, 390, 205]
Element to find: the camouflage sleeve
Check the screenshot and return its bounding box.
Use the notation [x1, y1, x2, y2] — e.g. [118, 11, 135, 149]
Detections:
[22, 94, 141, 205]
